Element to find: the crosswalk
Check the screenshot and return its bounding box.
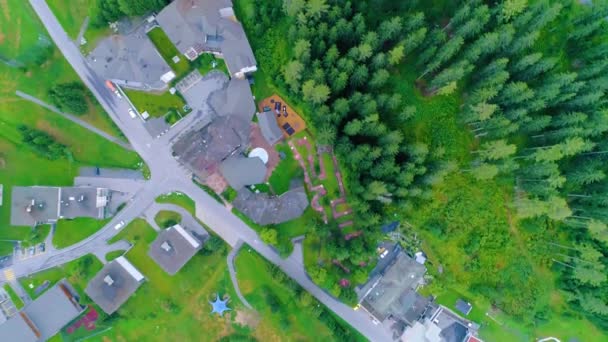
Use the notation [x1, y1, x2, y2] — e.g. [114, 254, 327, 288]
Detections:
[3, 268, 15, 281]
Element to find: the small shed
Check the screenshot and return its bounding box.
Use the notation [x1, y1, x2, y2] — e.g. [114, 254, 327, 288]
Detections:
[455, 299, 473, 316]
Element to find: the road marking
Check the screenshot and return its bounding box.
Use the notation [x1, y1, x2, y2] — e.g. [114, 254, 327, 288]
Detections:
[4, 268, 15, 281]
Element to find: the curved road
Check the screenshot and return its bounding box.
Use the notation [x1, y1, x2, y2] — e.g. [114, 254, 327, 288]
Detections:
[2, 1, 394, 341]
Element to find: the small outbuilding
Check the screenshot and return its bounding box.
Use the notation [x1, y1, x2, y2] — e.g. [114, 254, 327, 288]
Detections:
[257, 111, 283, 145]
[219, 156, 267, 190]
[85, 256, 145, 314]
[148, 224, 204, 275]
[455, 299, 473, 316]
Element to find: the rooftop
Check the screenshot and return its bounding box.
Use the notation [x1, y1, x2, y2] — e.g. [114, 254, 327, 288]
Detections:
[148, 224, 205, 275]
[232, 186, 309, 225]
[360, 252, 427, 322]
[0, 312, 39, 342]
[172, 115, 250, 180]
[10, 186, 60, 226]
[208, 77, 256, 122]
[23, 280, 85, 340]
[257, 111, 283, 145]
[59, 187, 108, 220]
[88, 23, 172, 90]
[85, 257, 145, 314]
[219, 156, 267, 190]
[455, 299, 472, 316]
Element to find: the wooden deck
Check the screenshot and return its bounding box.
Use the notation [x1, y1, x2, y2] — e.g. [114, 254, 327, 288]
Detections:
[257, 94, 306, 137]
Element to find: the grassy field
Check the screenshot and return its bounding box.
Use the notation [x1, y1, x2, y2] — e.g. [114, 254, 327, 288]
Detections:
[268, 143, 301, 194]
[147, 27, 190, 76]
[235, 248, 366, 342]
[3, 284, 25, 309]
[197, 53, 230, 76]
[0, 0, 141, 255]
[105, 250, 125, 261]
[46, 0, 111, 51]
[20, 254, 103, 299]
[53, 218, 110, 249]
[154, 210, 181, 229]
[123, 89, 187, 118]
[0, 224, 50, 256]
[156, 192, 196, 216]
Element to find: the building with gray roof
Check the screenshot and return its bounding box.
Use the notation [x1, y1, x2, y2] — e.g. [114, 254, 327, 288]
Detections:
[10, 186, 110, 226]
[358, 252, 427, 322]
[0, 279, 85, 342]
[173, 115, 250, 179]
[400, 306, 481, 342]
[219, 156, 267, 190]
[257, 111, 283, 145]
[85, 256, 145, 314]
[155, 0, 257, 78]
[88, 23, 174, 91]
[232, 186, 309, 225]
[148, 224, 205, 275]
[10, 186, 60, 226]
[59, 187, 108, 220]
[208, 78, 255, 122]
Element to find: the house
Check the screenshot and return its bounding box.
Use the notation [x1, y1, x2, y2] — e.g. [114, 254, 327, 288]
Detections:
[257, 111, 283, 145]
[148, 224, 206, 275]
[208, 77, 256, 121]
[232, 186, 309, 225]
[0, 280, 85, 342]
[357, 252, 427, 323]
[400, 306, 483, 342]
[85, 257, 145, 314]
[155, 0, 257, 78]
[10, 186, 110, 226]
[219, 156, 267, 190]
[88, 23, 174, 90]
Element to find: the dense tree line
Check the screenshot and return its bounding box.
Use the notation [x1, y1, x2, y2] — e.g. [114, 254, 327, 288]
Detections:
[90, 0, 169, 27]
[259, 0, 608, 326]
[48, 82, 89, 115]
[18, 125, 72, 160]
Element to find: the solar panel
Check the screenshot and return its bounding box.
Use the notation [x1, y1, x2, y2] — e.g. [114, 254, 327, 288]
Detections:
[282, 123, 290, 130]
[286, 127, 295, 135]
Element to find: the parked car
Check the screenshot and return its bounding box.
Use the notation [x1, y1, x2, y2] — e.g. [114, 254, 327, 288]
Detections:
[114, 220, 125, 230]
[128, 108, 136, 118]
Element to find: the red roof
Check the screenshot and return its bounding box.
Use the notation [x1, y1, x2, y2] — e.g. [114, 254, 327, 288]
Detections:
[467, 336, 482, 342]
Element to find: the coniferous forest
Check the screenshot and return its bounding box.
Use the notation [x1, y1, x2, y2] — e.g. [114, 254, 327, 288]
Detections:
[235, 0, 608, 337]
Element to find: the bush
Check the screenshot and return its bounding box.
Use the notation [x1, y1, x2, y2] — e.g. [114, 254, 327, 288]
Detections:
[48, 82, 89, 115]
[18, 125, 72, 160]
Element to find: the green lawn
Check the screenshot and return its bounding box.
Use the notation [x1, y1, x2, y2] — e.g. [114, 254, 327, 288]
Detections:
[154, 210, 181, 229]
[105, 250, 125, 262]
[269, 143, 302, 194]
[156, 192, 196, 217]
[147, 27, 190, 76]
[0, 224, 50, 256]
[20, 254, 103, 300]
[235, 248, 366, 342]
[47, 0, 111, 49]
[123, 89, 188, 119]
[3, 284, 25, 309]
[197, 53, 230, 76]
[53, 218, 109, 249]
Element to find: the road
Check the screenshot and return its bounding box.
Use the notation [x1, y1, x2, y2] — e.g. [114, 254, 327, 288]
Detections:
[5, 1, 393, 341]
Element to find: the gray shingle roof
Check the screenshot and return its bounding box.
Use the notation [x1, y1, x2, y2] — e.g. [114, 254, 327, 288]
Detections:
[10, 186, 60, 226]
[233, 187, 309, 225]
[23, 280, 85, 340]
[59, 187, 107, 220]
[219, 156, 267, 190]
[257, 111, 283, 145]
[85, 257, 144, 314]
[0, 313, 39, 342]
[208, 78, 255, 122]
[148, 224, 204, 275]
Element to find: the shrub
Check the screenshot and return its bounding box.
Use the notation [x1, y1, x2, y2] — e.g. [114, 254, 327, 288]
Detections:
[48, 82, 89, 115]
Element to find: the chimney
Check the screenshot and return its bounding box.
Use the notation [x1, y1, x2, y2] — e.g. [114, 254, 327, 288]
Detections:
[161, 241, 172, 252]
[103, 275, 114, 286]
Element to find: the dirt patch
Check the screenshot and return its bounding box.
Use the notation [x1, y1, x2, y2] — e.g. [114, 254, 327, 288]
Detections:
[25, 71, 32, 78]
[0, 157, 6, 169]
[234, 309, 261, 328]
[0, 32, 5, 45]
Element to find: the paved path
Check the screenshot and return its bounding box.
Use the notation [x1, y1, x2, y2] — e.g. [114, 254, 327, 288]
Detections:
[10, 2, 394, 340]
[75, 16, 89, 45]
[15, 90, 133, 151]
[227, 241, 253, 309]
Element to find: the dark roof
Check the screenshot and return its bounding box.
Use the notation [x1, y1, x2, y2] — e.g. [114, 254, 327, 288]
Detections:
[257, 111, 283, 145]
[455, 299, 472, 316]
[85, 257, 144, 314]
[10, 186, 60, 226]
[23, 280, 85, 340]
[381, 221, 399, 233]
[148, 224, 204, 275]
[172, 115, 250, 179]
[395, 290, 432, 326]
[0, 313, 39, 342]
[88, 24, 172, 88]
[59, 187, 108, 220]
[219, 157, 267, 190]
[208, 78, 255, 122]
[233, 187, 309, 225]
[360, 252, 427, 322]
[433, 307, 471, 342]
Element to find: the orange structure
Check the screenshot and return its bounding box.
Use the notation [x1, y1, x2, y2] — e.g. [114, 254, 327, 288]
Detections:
[257, 94, 306, 137]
